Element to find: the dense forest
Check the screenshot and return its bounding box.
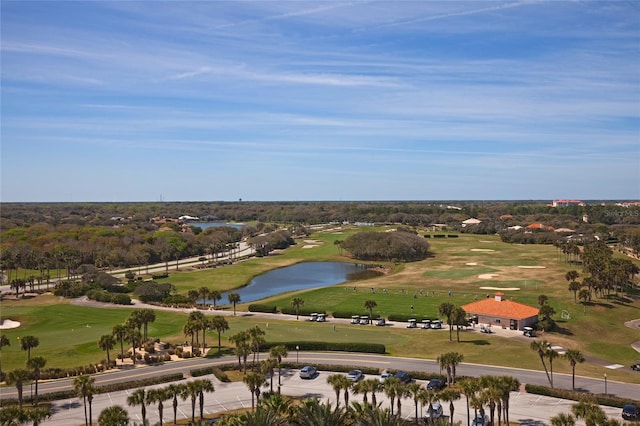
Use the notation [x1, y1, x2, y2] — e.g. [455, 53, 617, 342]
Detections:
[1, 201, 639, 279]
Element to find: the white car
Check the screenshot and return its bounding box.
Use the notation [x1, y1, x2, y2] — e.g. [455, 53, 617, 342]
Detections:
[423, 402, 444, 421]
[299, 366, 317, 379]
[379, 372, 392, 383]
[347, 369, 363, 381]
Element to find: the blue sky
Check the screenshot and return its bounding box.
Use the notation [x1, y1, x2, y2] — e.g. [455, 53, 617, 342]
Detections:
[1, 1, 639, 202]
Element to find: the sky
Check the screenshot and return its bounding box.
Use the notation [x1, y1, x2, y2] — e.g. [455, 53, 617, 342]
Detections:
[1, 1, 639, 202]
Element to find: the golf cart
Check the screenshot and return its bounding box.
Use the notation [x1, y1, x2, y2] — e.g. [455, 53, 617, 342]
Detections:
[632, 360, 640, 371]
[523, 326, 535, 338]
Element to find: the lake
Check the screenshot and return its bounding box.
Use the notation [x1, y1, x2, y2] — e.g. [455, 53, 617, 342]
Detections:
[203, 262, 381, 304]
[189, 222, 245, 230]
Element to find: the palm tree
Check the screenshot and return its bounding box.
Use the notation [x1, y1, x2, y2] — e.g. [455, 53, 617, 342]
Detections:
[127, 388, 149, 426]
[20, 335, 39, 361]
[210, 315, 229, 352]
[269, 345, 288, 393]
[6, 368, 31, 409]
[291, 297, 304, 320]
[98, 405, 129, 426]
[248, 325, 266, 367]
[27, 405, 52, 426]
[197, 379, 215, 421]
[578, 288, 590, 313]
[228, 292, 241, 315]
[327, 374, 346, 408]
[166, 383, 186, 425]
[438, 302, 456, 341]
[458, 377, 480, 426]
[230, 331, 252, 373]
[364, 300, 377, 323]
[98, 334, 116, 368]
[138, 309, 156, 341]
[564, 349, 585, 390]
[111, 324, 128, 365]
[496, 376, 519, 426]
[183, 320, 197, 348]
[571, 400, 607, 426]
[384, 376, 405, 416]
[551, 412, 576, 426]
[530, 340, 552, 386]
[210, 289, 222, 309]
[199, 286, 210, 308]
[295, 398, 349, 426]
[261, 358, 277, 393]
[568, 281, 581, 303]
[546, 347, 559, 388]
[439, 386, 461, 426]
[243, 371, 267, 411]
[480, 377, 502, 426]
[126, 327, 142, 364]
[73, 375, 96, 426]
[0, 334, 10, 379]
[147, 387, 170, 426]
[406, 382, 424, 424]
[26, 356, 46, 405]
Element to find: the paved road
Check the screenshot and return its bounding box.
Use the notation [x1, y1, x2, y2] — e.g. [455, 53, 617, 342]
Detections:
[11, 365, 630, 426]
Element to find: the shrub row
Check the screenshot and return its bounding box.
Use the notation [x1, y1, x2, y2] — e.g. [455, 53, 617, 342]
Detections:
[524, 384, 640, 407]
[248, 303, 278, 313]
[263, 341, 386, 354]
[331, 311, 367, 319]
[279, 307, 326, 316]
[2, 373, 185, 407]
[190, 366, 231, 382]
[387, 313, 425, 322]
[151, 273, 169, 279]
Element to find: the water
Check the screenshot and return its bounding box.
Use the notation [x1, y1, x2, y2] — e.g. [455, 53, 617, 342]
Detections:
[203, 262, 381, 304]
[189, 222, 245, 230]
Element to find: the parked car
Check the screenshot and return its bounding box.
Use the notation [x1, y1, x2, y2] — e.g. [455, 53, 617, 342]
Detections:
[427, 378, 445, 391]
[622, 404, 639, 421]
[472, 414, 488, 426]
[347, 369, 364, 381]
[423, 402, 444, 421]
[299, 365, 317, 379]
[379, 372, 392, 383]
[394, 371, 412, 383]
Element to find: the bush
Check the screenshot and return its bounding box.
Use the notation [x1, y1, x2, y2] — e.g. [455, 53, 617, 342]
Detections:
[279, 306, 326, 316]
[263, 341, 386, 354]
[152, 272, 169, 279]
[248, 303, 278, 313]
[388, 313, 422, 322]
[524, 384, 640, 406]
[331, 311, 364, 319]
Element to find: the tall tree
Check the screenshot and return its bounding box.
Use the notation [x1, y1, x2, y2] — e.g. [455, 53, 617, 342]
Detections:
[243, 371, 267, 411]
[138, 309, 156, 341]
[440, 387, 461, 426]
[269, 345, 288, 393]
[228, 292, 241, 316]
[327, 374, 346, 408]
[438, 302, 456, 341]
[564, 349, 585, 391]
[147, 387, 170, 426]
[458, 377, 480, 426]
[127, 388, 149, 426]
[0, 334, 10, 379]
[249, 325, 266, 367]
[27, 356, 46, 406]
[98, 334, 116, 368]
[198, 286, 210, 308]
[364, 300, 377, 323]
[20, 335, 39, 361]
[6, 368, 31, 409]
[291, 297, 304, 320]
[111, 324, 128, 365]
[73, 375, 96, 426]
[210, 316, 229, 353]
[166, 383, 186, 425]
[530, 340, 552, 386]
[197, 380, 215, 421]
[210, 289, 222, 309]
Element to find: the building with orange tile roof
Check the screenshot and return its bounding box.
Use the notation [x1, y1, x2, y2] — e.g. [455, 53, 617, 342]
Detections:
[462, 293, 539, 330]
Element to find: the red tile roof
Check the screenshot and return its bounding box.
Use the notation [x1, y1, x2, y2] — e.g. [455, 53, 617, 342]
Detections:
[462, 298, 539, 320]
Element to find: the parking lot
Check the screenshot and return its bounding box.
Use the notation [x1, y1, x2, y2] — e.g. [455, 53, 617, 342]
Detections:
[45, 368, 626, 425]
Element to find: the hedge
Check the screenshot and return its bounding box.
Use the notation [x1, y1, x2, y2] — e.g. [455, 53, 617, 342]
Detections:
[388, 313, 429, 322]
[248, 303, 278, 313]
[524, 384, 640, 407]
[279, 306, 326, 316]
[263, 341, 386, 354]
[331, 311, 366, 319]
[190, 366, 231, 382]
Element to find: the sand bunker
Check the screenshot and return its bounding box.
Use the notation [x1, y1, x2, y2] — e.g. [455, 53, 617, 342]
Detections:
[465, 262, 478, 266]
[517, 266, 546, 269]
[0, 319, 21, 329]
[478, 273, 499, 279]
[304, 240, 320, 244]
[302, 245, 319, 249]
[479, 286, 521, 291]
[471, 249, 495, 252]
[479, 240, 493, 243]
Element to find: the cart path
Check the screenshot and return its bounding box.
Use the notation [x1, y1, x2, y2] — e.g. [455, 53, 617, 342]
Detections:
[624, 319, 640, 354]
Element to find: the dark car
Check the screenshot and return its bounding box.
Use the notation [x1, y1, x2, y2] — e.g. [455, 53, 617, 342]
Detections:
[427, 378, 445, 391]
[394, 371, 412, 383]
[622, 404, 638, 421]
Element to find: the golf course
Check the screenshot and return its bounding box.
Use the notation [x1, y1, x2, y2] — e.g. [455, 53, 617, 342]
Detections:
[2, 225, 639, 385]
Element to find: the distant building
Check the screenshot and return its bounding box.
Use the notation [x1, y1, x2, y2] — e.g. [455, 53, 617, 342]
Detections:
[462, 293, 539, 331]
[499, 214, 514, 220]
[462, 218, 482, 227]
[551, 199, 585, 207]
[526, 223, 554, 231]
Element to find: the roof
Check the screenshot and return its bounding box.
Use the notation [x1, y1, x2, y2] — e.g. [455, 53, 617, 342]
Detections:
[462, 218, 482, 225]
[526, 223, 554, 231]
[461, 298, 539, 320]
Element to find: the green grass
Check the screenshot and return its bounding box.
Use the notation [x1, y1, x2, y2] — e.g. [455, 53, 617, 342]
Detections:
[1, 227, 639, 385]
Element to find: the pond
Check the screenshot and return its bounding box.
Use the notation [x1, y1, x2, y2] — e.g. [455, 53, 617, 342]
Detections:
[189, 222, 245, 230]
[204, 262, 382, 304]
